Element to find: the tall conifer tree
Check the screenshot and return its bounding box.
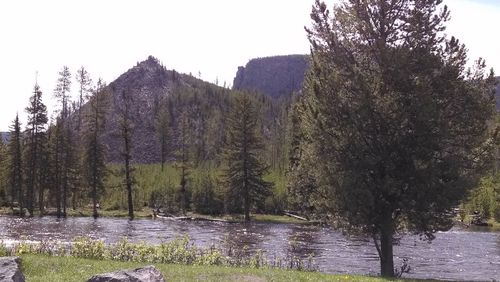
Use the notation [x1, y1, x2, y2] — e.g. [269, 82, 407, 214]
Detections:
[304, 0, 496, 276]
[8, 115, 23, 216]
[223, 93, 272, 221]
[24, 84, 48, 215]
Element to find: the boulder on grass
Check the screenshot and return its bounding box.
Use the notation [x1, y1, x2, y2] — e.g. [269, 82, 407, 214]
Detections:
[0, 257, 25, 282]
[86, 265, 165, 282]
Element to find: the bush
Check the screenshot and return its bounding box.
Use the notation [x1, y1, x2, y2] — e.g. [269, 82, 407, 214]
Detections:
[0, 236, 316, 272]
[191, 174, 223, 215]
[71, 237, 106, 260]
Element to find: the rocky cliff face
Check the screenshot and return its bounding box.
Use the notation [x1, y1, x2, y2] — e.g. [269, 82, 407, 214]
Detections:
[93, 56, 280, 164]
[102, 56, 171, 163]
[0, 132, 9, 143]
[233, 55, 309, 99]
[98, 56, 229, 163]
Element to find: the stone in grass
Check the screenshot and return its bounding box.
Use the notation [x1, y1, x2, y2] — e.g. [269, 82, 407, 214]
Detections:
[86, 265, 166, 282]
[0, 257, 25, 282]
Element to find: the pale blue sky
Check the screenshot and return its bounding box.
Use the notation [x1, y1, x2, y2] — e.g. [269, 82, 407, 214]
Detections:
[0, 0, 498, 131]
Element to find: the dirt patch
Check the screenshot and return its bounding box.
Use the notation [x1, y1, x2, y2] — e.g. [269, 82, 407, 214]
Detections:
[227, 275, 266, 282]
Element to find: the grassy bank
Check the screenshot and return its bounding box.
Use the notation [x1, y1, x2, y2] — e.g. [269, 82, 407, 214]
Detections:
[20, 254, 418, 282]
[0, 206, 312, 224]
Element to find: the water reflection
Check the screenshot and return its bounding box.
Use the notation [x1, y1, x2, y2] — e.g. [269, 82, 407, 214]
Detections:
[0, 215, 498, 281]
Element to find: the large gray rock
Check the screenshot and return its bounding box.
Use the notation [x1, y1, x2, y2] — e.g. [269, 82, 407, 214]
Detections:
[86, 265, 165, 282]
[0, 257, 25, 282]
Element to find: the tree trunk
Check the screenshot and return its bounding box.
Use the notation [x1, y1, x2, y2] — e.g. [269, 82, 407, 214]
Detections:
[38, 187, 44, 215]
[379, 219, 394, 277]
[72, 190, 77, 211]
[62, 177, 67, 217]
[126, 160, 134, 219]
[180, 169, 186, 216]
[18, 183, 23, 218]
[244, 183, 250, 221]
[92, 187, 98, 219]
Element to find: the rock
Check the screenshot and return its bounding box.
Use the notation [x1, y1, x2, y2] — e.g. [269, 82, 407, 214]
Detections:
[0, 257, 25, 282]
[86, 265, 165, 282]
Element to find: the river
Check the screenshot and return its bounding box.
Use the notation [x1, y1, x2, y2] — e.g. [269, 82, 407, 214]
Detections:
[0, 216, 498, 281]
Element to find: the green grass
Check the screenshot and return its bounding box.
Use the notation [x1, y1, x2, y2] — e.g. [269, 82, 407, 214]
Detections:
[65, 208, 153, 218]
[20, 254, 418, 282]
[486, 218, 500, 231]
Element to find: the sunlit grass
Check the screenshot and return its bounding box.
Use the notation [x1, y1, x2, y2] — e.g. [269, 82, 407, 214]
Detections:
[20, 254, 422, 282]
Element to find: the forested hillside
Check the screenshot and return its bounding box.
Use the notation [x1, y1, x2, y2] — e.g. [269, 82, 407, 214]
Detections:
[84, 56, 287, 164]
[233, 55, 309, 98]
[0, 55, 293, 218]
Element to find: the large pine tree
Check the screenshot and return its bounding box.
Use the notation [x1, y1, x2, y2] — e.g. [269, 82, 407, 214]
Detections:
[118, 89, 135, 219]
[24, 84, 48, 216]
[8, 115, 23, 216]
[223, 93, 272, 221]
[83, 78, 108, 218]
[175, 110, 191, 216]
[304, 0, 496, 277]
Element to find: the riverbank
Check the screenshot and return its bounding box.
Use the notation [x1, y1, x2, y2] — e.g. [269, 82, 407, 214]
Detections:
[0, 207, 312, 224]
[19, 254, 425, 282]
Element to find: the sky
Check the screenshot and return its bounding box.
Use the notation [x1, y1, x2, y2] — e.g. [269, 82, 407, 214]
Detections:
[0, 0, 499, 131]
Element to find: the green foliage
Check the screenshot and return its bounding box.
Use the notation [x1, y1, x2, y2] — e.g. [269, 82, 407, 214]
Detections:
[263, 171, 287, 214]
[71, 237, 106, 260]
[24, 83, 49, 215]
[223, 93, 273, 220]
[3, 236, 316, 272]
[0, 140, 8, 206]
[82, 78, 109, 218]
[8, 115, 23, 214]
[191, 172, 224, 215]
[303, 0, 496, 277]
[0, 243, 8, 256]
[463, 174, 499, 220]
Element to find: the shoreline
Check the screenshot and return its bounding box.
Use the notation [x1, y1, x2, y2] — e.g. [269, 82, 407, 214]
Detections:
[0, 207, 317, 225]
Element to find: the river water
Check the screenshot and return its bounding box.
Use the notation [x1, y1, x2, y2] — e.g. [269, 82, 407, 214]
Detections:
[0, 216, 498, 281]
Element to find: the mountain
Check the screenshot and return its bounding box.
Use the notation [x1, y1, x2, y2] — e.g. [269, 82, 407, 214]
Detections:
[233, 55, 309, 99]
[82, 56, 283, 164]
[0, 132, 9, 143]
[496, 78, 500, 111]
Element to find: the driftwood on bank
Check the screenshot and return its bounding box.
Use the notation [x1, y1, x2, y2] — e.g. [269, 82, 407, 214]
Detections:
[283, 211, 309, 221]
[155, 214, 232, 223]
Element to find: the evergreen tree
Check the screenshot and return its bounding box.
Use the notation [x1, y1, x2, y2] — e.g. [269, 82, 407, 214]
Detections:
[75, 66, 92, 131]
[8, 115, 23, 216]
[286, 100, 318, 215]
[50, 118, 64, 217]
[24, 84, 48, 215]
[0, 139, 7, 206]
[53, 66, 75, 217]
[223, 93, 272, 221]
[83, 78, 109, 218]
[118, 89, 135, 219]
[155, 101, 172, 171]
[175, 110, 191, 215]
[54, 66, 72, 119]
[304, 0, 496, 276]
